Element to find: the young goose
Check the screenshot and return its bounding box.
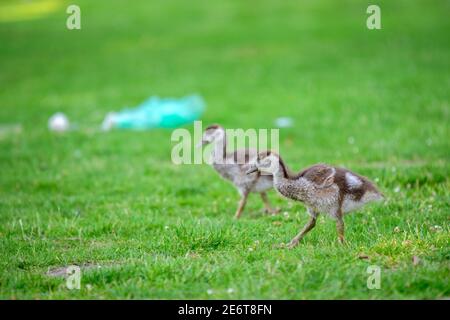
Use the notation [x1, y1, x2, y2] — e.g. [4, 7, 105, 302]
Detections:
[246, 152, 384, 247]
[198, 124, 279, 219]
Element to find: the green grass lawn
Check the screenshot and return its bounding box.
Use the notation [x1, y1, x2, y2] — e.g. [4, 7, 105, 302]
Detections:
[0, 0, 449, 299]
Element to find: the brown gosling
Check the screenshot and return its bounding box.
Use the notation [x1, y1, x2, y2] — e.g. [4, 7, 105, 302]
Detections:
[198, 124, 280, 219]
[246, 151, 384, 248]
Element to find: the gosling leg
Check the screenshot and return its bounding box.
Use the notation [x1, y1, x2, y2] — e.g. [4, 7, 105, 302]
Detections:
[287, 216, 317, 249]
[260, 192, 280, 215]
[234, 192, 249, 219]
[336, 210, 345, 244]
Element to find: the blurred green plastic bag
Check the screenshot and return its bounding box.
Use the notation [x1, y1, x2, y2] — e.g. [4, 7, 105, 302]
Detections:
[102, 95, 205, 130]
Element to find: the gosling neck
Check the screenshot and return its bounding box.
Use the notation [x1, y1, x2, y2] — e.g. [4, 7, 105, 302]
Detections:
[210, 134, 227, 164]
[272, 162, 310, 201]
[272, 157, 290, 181]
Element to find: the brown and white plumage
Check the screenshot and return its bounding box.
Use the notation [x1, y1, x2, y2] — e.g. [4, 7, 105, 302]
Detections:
[198, 125, 279, 219]
[246, 151, 384, 247]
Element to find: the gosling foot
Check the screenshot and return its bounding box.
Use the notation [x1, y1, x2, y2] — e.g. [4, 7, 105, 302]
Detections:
[287, 238, 300, 249]
[264, 207, 281, 215]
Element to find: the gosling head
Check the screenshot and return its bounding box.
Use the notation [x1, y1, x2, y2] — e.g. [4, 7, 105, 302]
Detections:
[246, 152, 281, 176]
[196, 124, 225, 148]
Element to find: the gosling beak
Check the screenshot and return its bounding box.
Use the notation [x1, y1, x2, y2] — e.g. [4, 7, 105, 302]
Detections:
[246, 166, 259, 175]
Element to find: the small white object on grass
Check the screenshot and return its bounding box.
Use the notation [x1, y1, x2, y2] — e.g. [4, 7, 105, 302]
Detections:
[101, 112, 117, 131]
[274, 117, 294, 128]
[48, 112, 70, 132]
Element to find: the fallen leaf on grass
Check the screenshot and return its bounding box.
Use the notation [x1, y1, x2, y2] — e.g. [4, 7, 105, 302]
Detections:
[272, 243, 286, 249]
[185, 252, 200, 259]
[402, 240, 412, 246]
[429, 225, 443, 233]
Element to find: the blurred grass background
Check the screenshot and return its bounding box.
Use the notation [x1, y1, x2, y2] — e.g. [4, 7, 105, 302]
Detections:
[0, 0, 448, 299]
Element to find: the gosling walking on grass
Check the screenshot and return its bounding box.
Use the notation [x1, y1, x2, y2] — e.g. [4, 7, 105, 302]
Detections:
[198, 125, 280, 219]
[246, 152, 384, 248]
